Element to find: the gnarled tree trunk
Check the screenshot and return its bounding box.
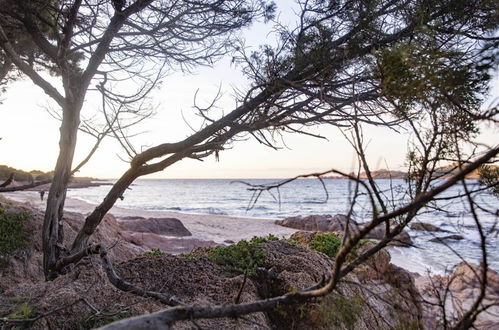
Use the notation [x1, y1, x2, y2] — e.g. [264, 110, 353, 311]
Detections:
[43, 101, 81, 279]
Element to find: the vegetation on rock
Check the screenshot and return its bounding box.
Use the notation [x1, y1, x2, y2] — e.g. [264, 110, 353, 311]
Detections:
[309, 233, 342, 257]
[207, 234, 279, 276]
[139, 248, 166, 257]
[0, 207, 31, 268]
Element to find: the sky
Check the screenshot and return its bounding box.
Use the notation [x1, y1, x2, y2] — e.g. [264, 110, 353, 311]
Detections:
[0, 2, 497, 179]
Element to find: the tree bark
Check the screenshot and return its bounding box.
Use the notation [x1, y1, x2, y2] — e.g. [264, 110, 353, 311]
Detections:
[70, 167, 140, 253]
[43, 101, 81, 279]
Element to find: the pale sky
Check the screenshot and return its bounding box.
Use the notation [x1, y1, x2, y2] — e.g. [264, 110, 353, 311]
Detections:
[0, 2, 497, 179]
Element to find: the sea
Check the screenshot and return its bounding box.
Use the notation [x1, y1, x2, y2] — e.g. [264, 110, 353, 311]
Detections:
[67, 178, 499, 275]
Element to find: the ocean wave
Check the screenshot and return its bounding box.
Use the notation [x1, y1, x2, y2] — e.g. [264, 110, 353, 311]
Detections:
[183, 207, 228, 215]
[301, 199, 327, 204]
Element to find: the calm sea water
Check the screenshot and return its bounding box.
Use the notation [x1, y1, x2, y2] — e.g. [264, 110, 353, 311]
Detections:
[68, 178, 499, 274]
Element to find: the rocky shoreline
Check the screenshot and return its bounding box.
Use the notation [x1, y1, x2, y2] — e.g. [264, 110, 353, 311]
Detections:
[0, 195, 498, 328]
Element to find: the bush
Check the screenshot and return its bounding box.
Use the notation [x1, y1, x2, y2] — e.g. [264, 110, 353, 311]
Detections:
[208, 234, 279, 277]
[309, 233, 376, 260]
[309, 233, 342, 257]
[139, 248, 165, 257]
[0, 208, 31, 268]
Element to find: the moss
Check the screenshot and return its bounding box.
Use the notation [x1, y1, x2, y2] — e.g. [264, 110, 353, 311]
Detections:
[0, 208, 31, 268]
[139, 248, 165, 257]
[207, 234, 278, 277]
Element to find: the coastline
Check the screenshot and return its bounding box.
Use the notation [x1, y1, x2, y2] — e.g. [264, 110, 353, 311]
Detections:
[3, 190, 465, 277]
[2, 191, 297, 245]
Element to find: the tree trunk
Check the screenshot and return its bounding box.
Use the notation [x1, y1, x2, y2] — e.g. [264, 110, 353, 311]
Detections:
[70, 168, 140, 253]
[42, 102, 81, 280]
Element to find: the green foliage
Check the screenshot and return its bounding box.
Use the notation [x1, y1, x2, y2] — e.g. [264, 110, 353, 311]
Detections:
[309, 233, 342, 257]
[248, 233, 279, 244]
[139, 248, 165, 257]
[375, 41, 485, 126]
[208, 235, 278, 276]
[0, 208, 31, 268]
[308, 233, 373, 260]
[479, 165, 499, 197]
[6, 303, 35, 320]
[317, 293, 363, 330]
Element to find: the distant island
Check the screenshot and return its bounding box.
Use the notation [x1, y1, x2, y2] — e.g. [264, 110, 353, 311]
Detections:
[323, 165, 493, 180]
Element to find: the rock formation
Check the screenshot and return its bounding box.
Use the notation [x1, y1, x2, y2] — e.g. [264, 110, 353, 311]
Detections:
[276, 214, 413, 246]
[410, 221, 447, 232]
[119, 216, 192, 236]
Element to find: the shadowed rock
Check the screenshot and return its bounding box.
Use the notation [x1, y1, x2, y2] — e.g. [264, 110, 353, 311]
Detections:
[120, 217, 192, 237]
[365, 225, 413, 246]
[429, 234, 464, 243]
[277, 214, 413, 246]
[276, 214, 361, 235]
[410, 221, 447, 232]
[120, 231, 219, 254]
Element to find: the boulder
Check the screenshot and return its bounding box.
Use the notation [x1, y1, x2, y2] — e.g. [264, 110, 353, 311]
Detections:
[417, 263, 499, 329]
[355, 241, 391, 281]
[120, 231, 218, 254]
[410, 221, 446, 232]
[364, 225, 413, 246]
[276, 214, 361, 236]
[429, 234, 464, 243]
[5, 254, 269, 330]
[257, 240, 421, 329]
[276, 214, 413, 246]
[119, 217, 191, 237]
[289, 231, 318, 244]
[449, 262, 499, 294]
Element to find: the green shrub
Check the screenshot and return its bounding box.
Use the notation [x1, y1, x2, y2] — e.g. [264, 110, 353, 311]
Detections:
[309, 233, 342, 257]
[208, 235, 278, 276]
[248, 234, 279, 244]
[139, 248, 165, 257]
[309, 233, 376, 260]
[0, 208, 31, 268]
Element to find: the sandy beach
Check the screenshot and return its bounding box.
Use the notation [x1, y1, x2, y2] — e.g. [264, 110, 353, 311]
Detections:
[2, 190, 424, 274]
[2, 191, 297, 245]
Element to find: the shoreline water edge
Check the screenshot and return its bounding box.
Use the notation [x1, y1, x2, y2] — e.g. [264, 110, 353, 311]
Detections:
[5, 187, 496, 277]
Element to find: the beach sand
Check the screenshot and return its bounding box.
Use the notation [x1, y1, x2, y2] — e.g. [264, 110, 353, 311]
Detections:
[2, 191, 297, 244]
[2, 191, 425, 275]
